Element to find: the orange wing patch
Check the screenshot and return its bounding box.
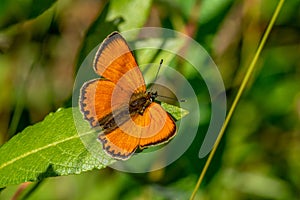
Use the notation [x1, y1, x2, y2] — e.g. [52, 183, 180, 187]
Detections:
[93, 32, 146, 93]
[137, 103, 176, 149]
[98, 128, 139, 160]
[80, 79, 130, 127]
[98, 102, 176, 160]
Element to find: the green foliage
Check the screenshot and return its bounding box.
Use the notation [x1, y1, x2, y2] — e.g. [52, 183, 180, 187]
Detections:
[107, 0, 152, 32]
[0, 0, 300, 199]
[0, 108, 114, 188]
[161, 102, 189, 121]
[0, 105, 187, 188]
[0, 0, 56, 29]
[76, 0, 152, 72]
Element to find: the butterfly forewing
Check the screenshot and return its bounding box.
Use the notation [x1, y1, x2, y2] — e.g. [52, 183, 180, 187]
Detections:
[93, 32, 146, 93]
[80, 79, 132, 127]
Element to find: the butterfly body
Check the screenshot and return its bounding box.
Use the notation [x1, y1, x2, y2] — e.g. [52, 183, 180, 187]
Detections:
[97, 91, 154, 133]
[130, 91, 158, 114]
[79, 32, 176, 160]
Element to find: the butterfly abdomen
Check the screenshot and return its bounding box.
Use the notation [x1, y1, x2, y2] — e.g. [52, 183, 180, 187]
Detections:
[99, 109, 129, 132]
[129, 96, 149, 115]
[129, 91, 158, 115]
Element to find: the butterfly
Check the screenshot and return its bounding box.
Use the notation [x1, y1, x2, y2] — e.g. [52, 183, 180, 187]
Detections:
[79, 32, 176, 160]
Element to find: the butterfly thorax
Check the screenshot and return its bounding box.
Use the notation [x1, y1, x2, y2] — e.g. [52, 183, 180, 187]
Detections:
[129, 91, 158, 115]
[98, 91, 157, 133]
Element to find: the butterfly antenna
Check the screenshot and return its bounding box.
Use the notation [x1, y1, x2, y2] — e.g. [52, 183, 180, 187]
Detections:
[150, 59, 163, 93]
[155, 59, 164, 83]
[149, 60, 186, 103]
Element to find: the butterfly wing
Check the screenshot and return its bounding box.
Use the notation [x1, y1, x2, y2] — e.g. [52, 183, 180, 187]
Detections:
[137, 102, 176, 149]
[79, 79, 130, 127]
[80, 32, 146, 127]
[98, 102, 176, 160]
[93, 32, 146, 93]
[98, 127, 139, 160]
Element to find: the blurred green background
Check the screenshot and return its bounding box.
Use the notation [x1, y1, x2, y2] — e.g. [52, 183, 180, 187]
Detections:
[0, 0, 299, 199]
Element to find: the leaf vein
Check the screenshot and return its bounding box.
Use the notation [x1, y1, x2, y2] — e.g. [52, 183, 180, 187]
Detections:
[0, 135, 79, 170]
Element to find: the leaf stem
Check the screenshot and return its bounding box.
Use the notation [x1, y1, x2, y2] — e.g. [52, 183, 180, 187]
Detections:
[189, 0, 285, 199]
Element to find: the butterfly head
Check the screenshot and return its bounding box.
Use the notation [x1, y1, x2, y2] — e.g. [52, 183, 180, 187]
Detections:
[148, 91, 158, 102]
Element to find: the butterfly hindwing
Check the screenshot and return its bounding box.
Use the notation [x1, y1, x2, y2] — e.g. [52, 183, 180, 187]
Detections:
[97, 102, 176, 160]
[136, 102, 176, 149]
[98, 127, 139, 160]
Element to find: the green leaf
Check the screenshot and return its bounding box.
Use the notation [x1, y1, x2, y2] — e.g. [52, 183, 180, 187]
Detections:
[0, 103, 188, 188]
[161, 102, 189, 121]
[106, 0, 152, 33]
[76, 0, 152, 71]
[0, 108, 115, 188]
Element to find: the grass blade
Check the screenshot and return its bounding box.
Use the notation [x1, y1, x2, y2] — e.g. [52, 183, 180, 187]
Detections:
[190, 0, 286, 199]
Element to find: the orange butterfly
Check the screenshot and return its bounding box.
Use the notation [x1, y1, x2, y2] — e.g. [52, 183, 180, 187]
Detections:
[79, 32, 176, 160]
